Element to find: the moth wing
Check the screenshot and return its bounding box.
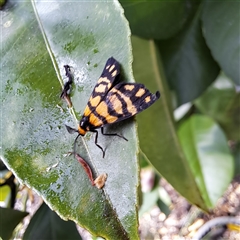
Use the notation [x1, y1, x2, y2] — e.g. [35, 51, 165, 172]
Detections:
[95, 83, 160, 126]
[83, 57, 120, 117]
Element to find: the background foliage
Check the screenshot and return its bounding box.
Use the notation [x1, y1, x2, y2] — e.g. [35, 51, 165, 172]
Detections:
[1, 0, 239, 239]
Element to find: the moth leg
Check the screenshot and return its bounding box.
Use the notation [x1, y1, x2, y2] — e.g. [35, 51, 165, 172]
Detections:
[101, 127, 128, 141]
[92, 130, 105, 158]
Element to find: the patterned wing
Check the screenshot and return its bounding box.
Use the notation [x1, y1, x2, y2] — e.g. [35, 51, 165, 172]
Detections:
[93, 83, 160, 126]
[83, 57, 120, 118]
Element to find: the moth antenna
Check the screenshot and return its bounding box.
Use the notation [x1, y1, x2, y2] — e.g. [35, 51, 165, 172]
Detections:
[73, 134, 81, 157]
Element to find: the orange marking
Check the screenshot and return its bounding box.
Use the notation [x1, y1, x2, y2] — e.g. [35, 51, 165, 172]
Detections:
[78, 126, 86, 136]
[97, 77, 111, 90]
[89, 113, 103, 127]
[109, 65, 115, 72]
[145, 96, 151, 103]
[109, 95, 123, 114]
[95, 84, 107, 93]
[83, 105, 91, 116]
[124, 85, 134, 91]
[95, 101, 119, 124]
[98, 77, 110, 84]
[96, 101, 109, 117]
[89, 96, 101, 107]
[135, 88, 145, 97]
[111, 89, 137, 115]
[111, 70, 118, 77]
[106, 115, 118, 123]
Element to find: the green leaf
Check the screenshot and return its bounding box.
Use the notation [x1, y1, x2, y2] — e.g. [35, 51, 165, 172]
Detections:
[0, 207, 28, 240]
[178, 115, 234, 207]
[120, 0, 198, 40]
[23, 203, 82, 240]
[201, 1, 240, 85]
[0, 185, 11, 208]
[1, 1, 138, 239]
[156, 199, 170, 217]
[195, 73, 240, 141]
[139, 149, 150, 169]
[132, 36, 209, 211]
[0, 0, 6, 9]
[233, 143, 240, 177]
[139, 187, 159, 217]
[158, 4, 220, 105]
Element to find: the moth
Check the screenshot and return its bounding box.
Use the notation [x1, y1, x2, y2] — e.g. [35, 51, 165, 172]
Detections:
[66, 57, 160, 157]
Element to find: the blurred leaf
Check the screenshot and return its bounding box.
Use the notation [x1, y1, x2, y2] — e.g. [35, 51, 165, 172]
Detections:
[1, 1, 138, 239]
[195, 73, 240, 141]
[0, 207, 28, 240]
[201, 1, 240, 85]
[132, 36, 209, 211]
[156, 199, 170, 217]
[139, 149, 150, 169]
[233, 143, 240, 177]
[178, 115, 234, 207]
[174, 103, 192, 121]
[120, 0, 198, 40]
[139, 181, 170, 217]
[158, 186, 171, 207]
[140, 168, 156, 193]
[23, 203, 82, 240]
[0, 185, 11, 208]
[0, 171, 16, 208]
[139, 187, 159, 217]
[158, 4, 220, 105]
[0, 0, 6, 9]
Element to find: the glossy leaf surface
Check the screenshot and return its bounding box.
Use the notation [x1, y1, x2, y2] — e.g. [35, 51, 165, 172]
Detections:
[120, 0, 196, 40]
[178, 115, 234, 207]
[0, 207, 28, 240]
[201, 1, 240, 85]
[23, 203, 82, 240]
[195, 73, 240, 141]
[158, 5, 219, 105]
[132, 36, 208, 211]
[1, 1, 138, 239]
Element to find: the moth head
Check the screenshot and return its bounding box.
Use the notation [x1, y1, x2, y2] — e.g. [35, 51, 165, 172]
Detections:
[78, 125, 87, 136]
[79, 116, 90, 135]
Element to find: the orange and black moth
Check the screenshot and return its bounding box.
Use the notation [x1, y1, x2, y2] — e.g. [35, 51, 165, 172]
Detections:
[66, 57, 160, 157]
